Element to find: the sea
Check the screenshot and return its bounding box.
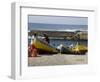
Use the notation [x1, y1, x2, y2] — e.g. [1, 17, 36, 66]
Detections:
[28, 23, 88, 31]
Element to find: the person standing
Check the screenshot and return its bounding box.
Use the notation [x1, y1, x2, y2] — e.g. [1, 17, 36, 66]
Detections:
[43, 34, 50, 44]
[29, 33, 38, 57]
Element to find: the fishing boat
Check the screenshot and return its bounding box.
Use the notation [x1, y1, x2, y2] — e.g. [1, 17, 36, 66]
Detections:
[57, 44, 72, 54]
[71, 42, 87, 54]
[33, 38, 58, 54]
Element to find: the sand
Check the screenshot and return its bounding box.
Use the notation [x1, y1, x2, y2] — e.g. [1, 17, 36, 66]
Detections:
[28, 54, 88, 66]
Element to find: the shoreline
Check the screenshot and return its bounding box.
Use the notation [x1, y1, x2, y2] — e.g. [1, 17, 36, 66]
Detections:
[28, 54, 87, 66]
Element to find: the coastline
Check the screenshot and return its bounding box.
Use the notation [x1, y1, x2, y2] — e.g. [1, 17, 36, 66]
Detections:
[28, 54, 87, 66]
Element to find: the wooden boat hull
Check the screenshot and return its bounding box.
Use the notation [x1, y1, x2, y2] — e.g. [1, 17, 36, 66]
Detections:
[71, 44, 87, 54]
[59, 44, 87, 55]
[60, 46, 72, 54]
[33, 38, 58, 54]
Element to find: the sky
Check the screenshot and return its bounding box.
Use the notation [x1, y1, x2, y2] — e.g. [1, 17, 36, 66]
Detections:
[28, 15, 88, 25]
[28, 15, 88, 31]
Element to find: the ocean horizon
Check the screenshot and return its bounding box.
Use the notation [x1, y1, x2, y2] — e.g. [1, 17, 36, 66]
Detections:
[28, 23, 88, 31]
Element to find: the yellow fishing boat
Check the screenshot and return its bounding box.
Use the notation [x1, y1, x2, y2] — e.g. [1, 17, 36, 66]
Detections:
[33, 38, 58, 54]
[71, 42, 87, 54]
